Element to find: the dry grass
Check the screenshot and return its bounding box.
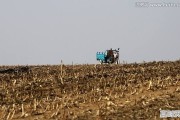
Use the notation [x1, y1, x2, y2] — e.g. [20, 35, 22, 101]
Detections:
[0, 60, 180, 119]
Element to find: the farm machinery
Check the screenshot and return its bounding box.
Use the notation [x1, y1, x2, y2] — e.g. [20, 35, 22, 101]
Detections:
[96, 48, 120, 64]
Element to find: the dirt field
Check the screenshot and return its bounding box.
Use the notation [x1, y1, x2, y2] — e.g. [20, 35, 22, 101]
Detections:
[0, 60, 180, 120]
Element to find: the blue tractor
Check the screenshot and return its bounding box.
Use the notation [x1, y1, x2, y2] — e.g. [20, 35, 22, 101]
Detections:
[96, 48, 119, 64]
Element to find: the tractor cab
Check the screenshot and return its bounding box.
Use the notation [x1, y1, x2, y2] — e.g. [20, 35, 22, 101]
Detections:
[96, 48, 119, 64]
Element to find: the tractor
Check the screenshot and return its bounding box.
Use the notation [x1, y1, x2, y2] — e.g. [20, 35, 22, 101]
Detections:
[96, 48, 119, 64]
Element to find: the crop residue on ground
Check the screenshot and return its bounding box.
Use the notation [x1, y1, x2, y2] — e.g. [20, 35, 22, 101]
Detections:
[0, 60, 180, 119]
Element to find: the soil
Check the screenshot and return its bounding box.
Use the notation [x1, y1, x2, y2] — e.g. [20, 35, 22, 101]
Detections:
[0, 60, 180, 120]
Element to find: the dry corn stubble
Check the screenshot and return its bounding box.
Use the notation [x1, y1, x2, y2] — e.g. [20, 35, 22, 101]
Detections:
[0, 60, 179, 119]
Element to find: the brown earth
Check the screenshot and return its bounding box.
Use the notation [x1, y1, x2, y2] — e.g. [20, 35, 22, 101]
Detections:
[0, 60, 180, 120]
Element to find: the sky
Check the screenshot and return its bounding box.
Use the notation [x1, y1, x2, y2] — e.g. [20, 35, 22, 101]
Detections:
[0, 0, 179, 65]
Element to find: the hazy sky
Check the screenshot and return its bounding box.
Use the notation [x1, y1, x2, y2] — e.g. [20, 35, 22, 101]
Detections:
[0, 0, 179, 65]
